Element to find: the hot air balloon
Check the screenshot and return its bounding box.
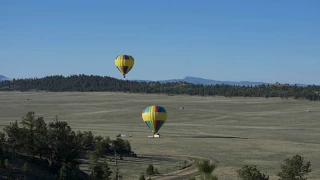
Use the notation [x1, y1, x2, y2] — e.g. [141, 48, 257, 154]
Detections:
[114, 54, 134, 78]
[142, 105, 167, 136]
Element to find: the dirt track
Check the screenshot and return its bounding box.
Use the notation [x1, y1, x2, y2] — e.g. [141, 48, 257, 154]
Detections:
[153, 164, 198, 180]
[137, 154, 209, 180]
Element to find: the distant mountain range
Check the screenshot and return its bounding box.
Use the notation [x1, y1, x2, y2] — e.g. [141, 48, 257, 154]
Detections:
[0, 75, 309, 86]
[0, 75, 10, 82]
[133, 76, 308, 86]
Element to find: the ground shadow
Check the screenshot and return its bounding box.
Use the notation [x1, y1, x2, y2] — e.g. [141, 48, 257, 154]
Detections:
[168, 135, 249, 139]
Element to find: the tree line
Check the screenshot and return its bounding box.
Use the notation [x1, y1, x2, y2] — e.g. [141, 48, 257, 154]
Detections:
[1, 74, 320, 101]
[0, 111, 135, 180]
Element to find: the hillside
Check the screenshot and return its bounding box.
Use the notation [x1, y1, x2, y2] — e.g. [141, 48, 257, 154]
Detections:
[0, 74, 319, 101]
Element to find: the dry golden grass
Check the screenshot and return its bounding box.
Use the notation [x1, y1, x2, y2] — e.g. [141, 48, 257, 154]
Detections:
[0, 91, 319, 180]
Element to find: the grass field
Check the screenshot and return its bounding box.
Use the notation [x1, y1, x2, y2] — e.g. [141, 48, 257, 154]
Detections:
[0, 91, 319, 180]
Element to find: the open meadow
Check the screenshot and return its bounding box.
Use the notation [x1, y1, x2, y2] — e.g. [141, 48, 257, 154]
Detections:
[0, 91, 319, 179]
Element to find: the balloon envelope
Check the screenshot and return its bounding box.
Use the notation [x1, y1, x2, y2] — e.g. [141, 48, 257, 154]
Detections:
[142, 105, 167, 134]
[114, 54, 134, 78]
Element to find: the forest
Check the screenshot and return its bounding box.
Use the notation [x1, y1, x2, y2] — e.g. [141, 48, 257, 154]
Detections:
[1, 74, 320, 101]
[0, 111, 135, 179]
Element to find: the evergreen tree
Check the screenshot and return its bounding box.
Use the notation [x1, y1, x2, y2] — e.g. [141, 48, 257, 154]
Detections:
[276, 155, 311, 180]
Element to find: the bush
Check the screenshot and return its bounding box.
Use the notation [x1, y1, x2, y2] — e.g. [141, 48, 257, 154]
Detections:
[139, 173, 146, 180]
[236, 165, 269, 180]
[22, 162, 29, 172]
[196, 158, 217, 179]
[4, 159, 9, 168]
[154, 168, 159, 174]
[146, 164, 154, 175]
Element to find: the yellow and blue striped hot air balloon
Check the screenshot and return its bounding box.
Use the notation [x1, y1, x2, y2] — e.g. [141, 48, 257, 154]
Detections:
[142, 105, 167, 135]
[114, 54, 134, 78]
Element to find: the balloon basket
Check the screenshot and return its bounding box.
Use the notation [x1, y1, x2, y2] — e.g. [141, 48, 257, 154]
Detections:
[148, 134, 160, 138]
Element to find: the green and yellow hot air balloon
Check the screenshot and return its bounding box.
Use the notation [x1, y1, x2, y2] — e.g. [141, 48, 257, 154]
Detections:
[142, 105, 167, 135]
[114, 54, 134, 78]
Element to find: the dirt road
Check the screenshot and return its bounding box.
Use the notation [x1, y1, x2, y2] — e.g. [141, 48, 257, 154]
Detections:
[137, 154, 209, 180]
[153, 164, 199, 180]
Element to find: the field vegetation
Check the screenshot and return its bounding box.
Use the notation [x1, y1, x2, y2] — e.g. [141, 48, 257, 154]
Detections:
[0, 90, 319, 179]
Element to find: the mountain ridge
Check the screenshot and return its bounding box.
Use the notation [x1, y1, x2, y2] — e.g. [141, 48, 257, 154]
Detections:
[0, 75, 10, 82]
[0, 75, 310, 86]
[133, 76, 308, 86]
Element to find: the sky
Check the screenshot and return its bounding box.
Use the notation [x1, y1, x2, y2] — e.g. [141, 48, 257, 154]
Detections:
[1, 0, 319, 84]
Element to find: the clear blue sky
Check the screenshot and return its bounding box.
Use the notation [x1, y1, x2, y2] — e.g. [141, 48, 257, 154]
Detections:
[1, 0, 319, 84]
